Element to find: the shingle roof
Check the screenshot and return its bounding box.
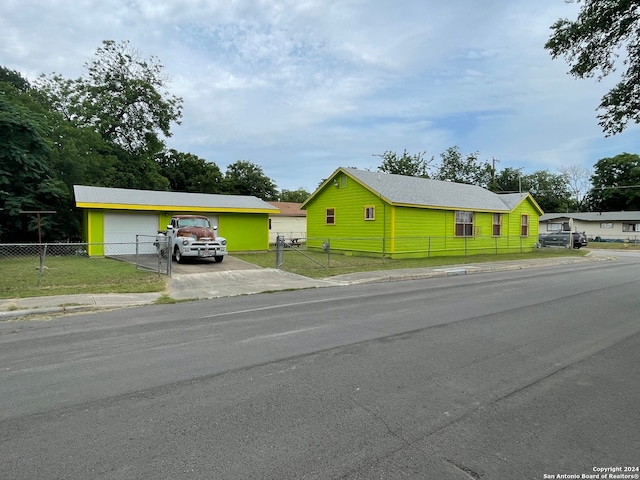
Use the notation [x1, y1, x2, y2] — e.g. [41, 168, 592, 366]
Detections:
[267, 202, 306, 216]
[340, 168, 533, 212]
[540, 211, 640, 222]
[74, 185, 278, 212]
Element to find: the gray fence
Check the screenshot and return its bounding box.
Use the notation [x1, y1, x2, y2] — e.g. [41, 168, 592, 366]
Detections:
[273, 234, 541, 269]
[0, 238, 171, 287]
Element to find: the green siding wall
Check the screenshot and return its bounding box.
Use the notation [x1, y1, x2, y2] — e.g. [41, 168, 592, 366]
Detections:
[86, 210, 104, 256]
[306, 176, 390, 253]
[219, 213, 270, 252]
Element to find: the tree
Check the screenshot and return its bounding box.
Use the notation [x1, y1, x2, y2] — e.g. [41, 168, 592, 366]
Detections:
[376, 149, 431, 177]
[523, 170, 572, 213]
[494, 168, 572, 213]
[0, 91, 66, 242]
[558, 164, 592, 211]
[37, 40, 183, 156]
[224, 160, 278, 200]
[589, 153, 640, 211]
[156, 149, 224, 193]
[494, 167, 524, 194]
[433, 146, 492, 187]
[0, 66, 31, 92]
[545, 1, 640, 135]
[279, 188, 311, 203]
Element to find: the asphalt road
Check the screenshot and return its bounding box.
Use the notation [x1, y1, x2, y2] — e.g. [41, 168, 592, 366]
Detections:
[1, 254, 639, 479]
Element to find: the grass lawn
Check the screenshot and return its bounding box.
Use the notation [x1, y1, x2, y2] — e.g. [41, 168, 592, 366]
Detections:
[2, 244, 613, 299]
[0, 256, 168, 299]
[234, 247, 590, 279]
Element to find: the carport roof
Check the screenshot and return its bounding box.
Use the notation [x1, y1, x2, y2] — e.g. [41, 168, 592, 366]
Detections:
[74, 185, 279, 213]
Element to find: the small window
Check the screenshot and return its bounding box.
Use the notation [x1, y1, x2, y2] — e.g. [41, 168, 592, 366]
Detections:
[600, 223, 613, 229]
[326, 208, 335, 225]
[547, 223, 562, 232]
[492, 213, 502, 236]
[521, 214, 529, 236]
[364, 206, 375, 220]
[455, 211, 474, 237]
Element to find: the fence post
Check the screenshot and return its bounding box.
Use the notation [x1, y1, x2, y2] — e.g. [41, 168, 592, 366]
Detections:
[322, 239, 330, 267]
[275, 235, 284, 268]
[37, 243, 48, 286]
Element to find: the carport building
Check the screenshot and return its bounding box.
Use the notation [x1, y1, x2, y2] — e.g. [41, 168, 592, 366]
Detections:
[73, 185, 278, 256]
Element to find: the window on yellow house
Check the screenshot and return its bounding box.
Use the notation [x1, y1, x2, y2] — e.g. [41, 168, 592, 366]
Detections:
[455, 211, 474, 236]
[326, 208, 335, 225]
[521, 214, 529, 236]
[364, 206, 375, 220]
[492, 213, 502, 236]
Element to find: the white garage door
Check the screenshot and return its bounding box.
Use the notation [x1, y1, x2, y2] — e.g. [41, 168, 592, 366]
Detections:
[104, 212, 159, 255]
[207, 215, 220, 235]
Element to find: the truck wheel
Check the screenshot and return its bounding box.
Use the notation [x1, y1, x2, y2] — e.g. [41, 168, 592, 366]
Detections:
[214, 256, 224, 263]
[174, 247, 185, 264]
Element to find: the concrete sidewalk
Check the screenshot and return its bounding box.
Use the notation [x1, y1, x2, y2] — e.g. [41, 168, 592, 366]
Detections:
[0, 253, 611, 319]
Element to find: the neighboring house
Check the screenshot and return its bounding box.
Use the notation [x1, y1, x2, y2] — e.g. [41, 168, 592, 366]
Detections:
[300, 167, 543, 258]
[540, 212, 640, 242]
[74, 185, 278, 256]
[267, 202, 306, 244]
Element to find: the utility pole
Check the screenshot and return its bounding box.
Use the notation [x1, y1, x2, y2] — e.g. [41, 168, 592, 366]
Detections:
[20, 210, 56, 287]
[20, 210, 56, 243]
[491, 158, 500, 191]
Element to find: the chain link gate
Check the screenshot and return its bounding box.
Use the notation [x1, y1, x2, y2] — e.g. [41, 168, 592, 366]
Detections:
[136, 234, 171, 275]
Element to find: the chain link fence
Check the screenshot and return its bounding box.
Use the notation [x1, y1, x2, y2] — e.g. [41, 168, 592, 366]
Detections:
[273, 234, 540, 270]
[0, 238, 171, 288]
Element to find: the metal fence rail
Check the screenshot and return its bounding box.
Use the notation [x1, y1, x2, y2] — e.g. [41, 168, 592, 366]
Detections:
[273, 234, 541, 269]
[0, 240, 171, 287]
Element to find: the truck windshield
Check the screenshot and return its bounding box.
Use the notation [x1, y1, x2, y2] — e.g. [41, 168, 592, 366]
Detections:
[178, 218, 210, 228]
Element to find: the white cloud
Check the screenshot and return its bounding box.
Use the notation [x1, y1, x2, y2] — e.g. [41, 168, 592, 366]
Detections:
[1, 0, 637, 192]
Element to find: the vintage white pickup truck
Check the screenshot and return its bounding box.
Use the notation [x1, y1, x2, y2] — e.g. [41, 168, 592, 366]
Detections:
[157, 215, 227, 263]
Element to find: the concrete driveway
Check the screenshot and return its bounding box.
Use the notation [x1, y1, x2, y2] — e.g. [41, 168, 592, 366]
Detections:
[169, 255, 262, 274]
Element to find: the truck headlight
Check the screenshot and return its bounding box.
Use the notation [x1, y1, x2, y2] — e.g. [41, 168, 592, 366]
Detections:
[182, 238, 189, 246]
[221, 239, 227, 246]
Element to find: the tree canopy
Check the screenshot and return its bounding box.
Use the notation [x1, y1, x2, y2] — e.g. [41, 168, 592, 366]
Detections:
[545, 1, 640, 135]
[279, 188, 311, 203]
[589, 153, 640, 211]
[0, 84, 67, 241]
[432, 146, 491, 187]
[37, 40, 183, 156]
[376, 149, 431, 177]
[224, 160, 279, 201]
[157, 149, 224, 194]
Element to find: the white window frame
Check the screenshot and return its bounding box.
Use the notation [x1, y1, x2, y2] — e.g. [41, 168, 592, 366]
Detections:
[326, 208, 335, 225]
[364, 206, 375, 220]
[521, 214, 529, 236]
[492, 213, 502, 236]
[455, 211, 474, 237]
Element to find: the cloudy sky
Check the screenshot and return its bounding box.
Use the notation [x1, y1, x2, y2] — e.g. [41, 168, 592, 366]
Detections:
[2, 0, 638, 192]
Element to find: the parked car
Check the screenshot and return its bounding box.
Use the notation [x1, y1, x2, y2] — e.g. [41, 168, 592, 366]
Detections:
[577, 232, 588, 247]
[539, 231, 585, 249]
